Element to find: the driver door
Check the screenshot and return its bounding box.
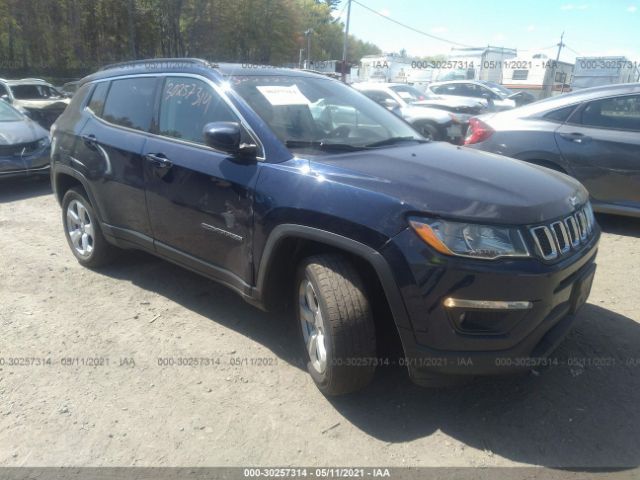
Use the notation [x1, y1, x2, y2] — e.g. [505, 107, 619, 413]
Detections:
[143, 75, 261, 287]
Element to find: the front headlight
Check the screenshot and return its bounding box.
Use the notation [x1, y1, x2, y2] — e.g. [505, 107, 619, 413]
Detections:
[409, 218, 530, 260]
[36, 137, 50, 149]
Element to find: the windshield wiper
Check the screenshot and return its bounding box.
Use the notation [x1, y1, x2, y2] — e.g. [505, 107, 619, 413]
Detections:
[364, 136, 427, 148]
[285, 140, 365, 152]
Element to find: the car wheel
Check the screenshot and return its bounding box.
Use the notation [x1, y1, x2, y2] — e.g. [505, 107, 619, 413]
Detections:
[296, 254, 376, 395]
[419, 123, 440, 141]
[62, 187, 116, 268]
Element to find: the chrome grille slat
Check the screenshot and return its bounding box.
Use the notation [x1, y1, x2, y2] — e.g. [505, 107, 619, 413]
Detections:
[530, 205, 595, 261]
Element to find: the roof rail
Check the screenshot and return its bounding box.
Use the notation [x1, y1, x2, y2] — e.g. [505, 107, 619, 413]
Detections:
[17, 78, 48, 83]
[99, 58, 214, 72]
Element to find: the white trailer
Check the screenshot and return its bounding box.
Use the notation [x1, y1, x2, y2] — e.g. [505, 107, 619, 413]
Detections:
[572, 56, 640, 89]
[434, 46, 517, 83]
[502, 53, 574, 99]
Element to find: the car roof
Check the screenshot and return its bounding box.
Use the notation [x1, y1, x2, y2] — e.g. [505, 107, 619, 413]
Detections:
[4, 78, 51, 86]
[79, 58, 330, 86]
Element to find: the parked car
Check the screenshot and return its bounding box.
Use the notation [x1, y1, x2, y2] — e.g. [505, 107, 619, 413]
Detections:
[51, 59, 599, 395]
[465, 83, 640, 218]
[427, 80, 535, 111]
[0, 78, 70, 129]
[59, 80, 80, 96]
[0, 98, 51, 178]
[353, 82, 467, 143]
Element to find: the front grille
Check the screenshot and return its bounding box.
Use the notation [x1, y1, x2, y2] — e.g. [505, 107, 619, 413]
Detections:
[529, 205, 595, 261]
[0, 140, 40, 157]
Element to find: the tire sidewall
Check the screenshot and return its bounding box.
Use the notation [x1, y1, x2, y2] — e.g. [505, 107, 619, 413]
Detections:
[295, 263, 335, 391]
[61, 189, 101, 266]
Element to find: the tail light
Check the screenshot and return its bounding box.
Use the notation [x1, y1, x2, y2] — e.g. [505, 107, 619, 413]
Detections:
[464, 118, 494, 145]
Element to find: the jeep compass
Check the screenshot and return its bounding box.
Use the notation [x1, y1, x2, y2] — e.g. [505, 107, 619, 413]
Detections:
[50, 59, 599, 395]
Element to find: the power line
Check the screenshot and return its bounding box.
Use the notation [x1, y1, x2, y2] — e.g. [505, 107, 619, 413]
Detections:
[564, 44, 583, 56]
[350, 0, 476, 48]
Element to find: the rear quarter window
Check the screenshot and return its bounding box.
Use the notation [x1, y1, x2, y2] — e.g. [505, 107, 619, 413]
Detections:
[543, 105, 578, 123]
[101, 77, 157, 132]
[87, 82, 110, 116]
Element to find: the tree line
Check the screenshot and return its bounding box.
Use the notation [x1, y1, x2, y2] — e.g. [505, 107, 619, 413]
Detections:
[0, 0, 381, 80]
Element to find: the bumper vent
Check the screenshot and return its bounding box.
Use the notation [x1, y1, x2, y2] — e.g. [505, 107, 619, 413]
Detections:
[530, 205, 595, 261]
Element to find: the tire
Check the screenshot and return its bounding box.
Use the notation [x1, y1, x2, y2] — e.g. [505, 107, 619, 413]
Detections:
[61, 187, 117, 268]
[296, 254, 376, 395]
[418, 123, 441, 142]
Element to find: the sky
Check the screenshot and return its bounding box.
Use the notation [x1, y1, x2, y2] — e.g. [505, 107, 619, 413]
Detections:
[334, 0, 640, 62]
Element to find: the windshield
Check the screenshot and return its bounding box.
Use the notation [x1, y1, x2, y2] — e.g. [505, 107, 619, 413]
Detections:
[11, 83, 64, 100]
[483, 81, 513, 97]
[0, 100, 24, 121]
[229, 75, 423, 153]
[389, 85, 427, 104]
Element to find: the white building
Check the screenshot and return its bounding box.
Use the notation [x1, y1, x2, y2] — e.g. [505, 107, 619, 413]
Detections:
[434, 46, 517, 83]
[571, 56, 640, 89]
[502, 53, 574, 99]
[357, 53, 428, 84]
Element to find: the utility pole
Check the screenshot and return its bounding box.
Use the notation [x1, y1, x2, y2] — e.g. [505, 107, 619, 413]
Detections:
[305, 29, 313, 69]
[341, 0, 352, 83]
[298, 48, 304, 69]
[545, 32, 565, 98]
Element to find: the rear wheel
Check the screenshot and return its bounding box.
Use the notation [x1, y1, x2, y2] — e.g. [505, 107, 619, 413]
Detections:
[296, 254, 376, 395]
[62, 187, 117, 268]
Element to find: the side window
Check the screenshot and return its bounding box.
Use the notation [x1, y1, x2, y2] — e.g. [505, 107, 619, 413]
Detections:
[158, 76, 238, 144]
[87, 82, 110, 116]
[544, 105, 577, 123]
[101, 77, 157, 132]
[512, 70, 529, 80]
[577, 95, 640, 132]
[362, 90, 393, 104]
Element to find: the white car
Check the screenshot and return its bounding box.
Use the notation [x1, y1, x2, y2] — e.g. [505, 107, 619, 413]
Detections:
[426, 80, 520, 112]
[353, 83, 467, 142]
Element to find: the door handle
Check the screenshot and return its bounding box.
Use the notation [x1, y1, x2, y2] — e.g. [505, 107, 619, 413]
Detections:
[81, 134, 97, 148]
[559, 132, 591, 144]
[145, 153, 173, 169]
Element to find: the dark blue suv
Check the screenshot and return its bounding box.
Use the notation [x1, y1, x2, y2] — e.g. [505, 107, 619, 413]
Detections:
[50, 59, 600, 395]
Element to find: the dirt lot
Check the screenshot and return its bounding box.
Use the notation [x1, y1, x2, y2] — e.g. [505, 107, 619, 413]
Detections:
[1, 176, 639, 468]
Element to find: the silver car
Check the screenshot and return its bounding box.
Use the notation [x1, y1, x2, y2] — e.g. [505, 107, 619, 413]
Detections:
[465, 83, 640, 218]
[0, 99, 51, 178]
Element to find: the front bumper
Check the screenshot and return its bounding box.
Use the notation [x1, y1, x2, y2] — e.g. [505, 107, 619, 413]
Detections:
[0, 148, 51, 178]
[382, 225, 600, 384]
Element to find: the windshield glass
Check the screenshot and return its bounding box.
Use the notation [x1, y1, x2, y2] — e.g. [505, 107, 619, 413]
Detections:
[229, 75, 423, 153]
[11, 84, 64, 100]
[0, 100, 24, 121]
[483, 81, 512, 97]
[389, 85, 427, 104]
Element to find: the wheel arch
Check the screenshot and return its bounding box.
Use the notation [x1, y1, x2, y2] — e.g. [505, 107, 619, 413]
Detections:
[255, 225, 413, 356]
[52, 166, 103, 220]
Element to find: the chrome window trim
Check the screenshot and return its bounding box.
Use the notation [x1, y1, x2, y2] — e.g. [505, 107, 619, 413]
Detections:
[84, 72, 266, 161]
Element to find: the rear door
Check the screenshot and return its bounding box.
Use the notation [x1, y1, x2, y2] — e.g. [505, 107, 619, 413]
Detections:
[555, 94, 640, 209]
[74, 76, 158, 245]
[143, 75, 260, 287]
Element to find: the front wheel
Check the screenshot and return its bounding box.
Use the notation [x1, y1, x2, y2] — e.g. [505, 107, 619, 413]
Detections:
[296, 254, 376, 395]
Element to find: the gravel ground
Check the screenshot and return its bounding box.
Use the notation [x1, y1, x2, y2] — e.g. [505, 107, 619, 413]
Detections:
[1, 176, 639, 468]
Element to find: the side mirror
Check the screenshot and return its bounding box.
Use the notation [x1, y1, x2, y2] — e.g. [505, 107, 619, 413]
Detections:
[203, 122, 258, 158]
[0, 94, 11, 103]
[380, 98, 400, 110]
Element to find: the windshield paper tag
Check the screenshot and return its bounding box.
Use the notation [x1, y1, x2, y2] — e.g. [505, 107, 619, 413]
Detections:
[256, 85, 311, 106]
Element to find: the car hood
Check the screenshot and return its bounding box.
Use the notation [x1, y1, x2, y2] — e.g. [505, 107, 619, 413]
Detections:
[309, 142, 588, 225]
[0, 119, 48, 145]
[416, 97, 485, 111]
[14, 98, 69, 111]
